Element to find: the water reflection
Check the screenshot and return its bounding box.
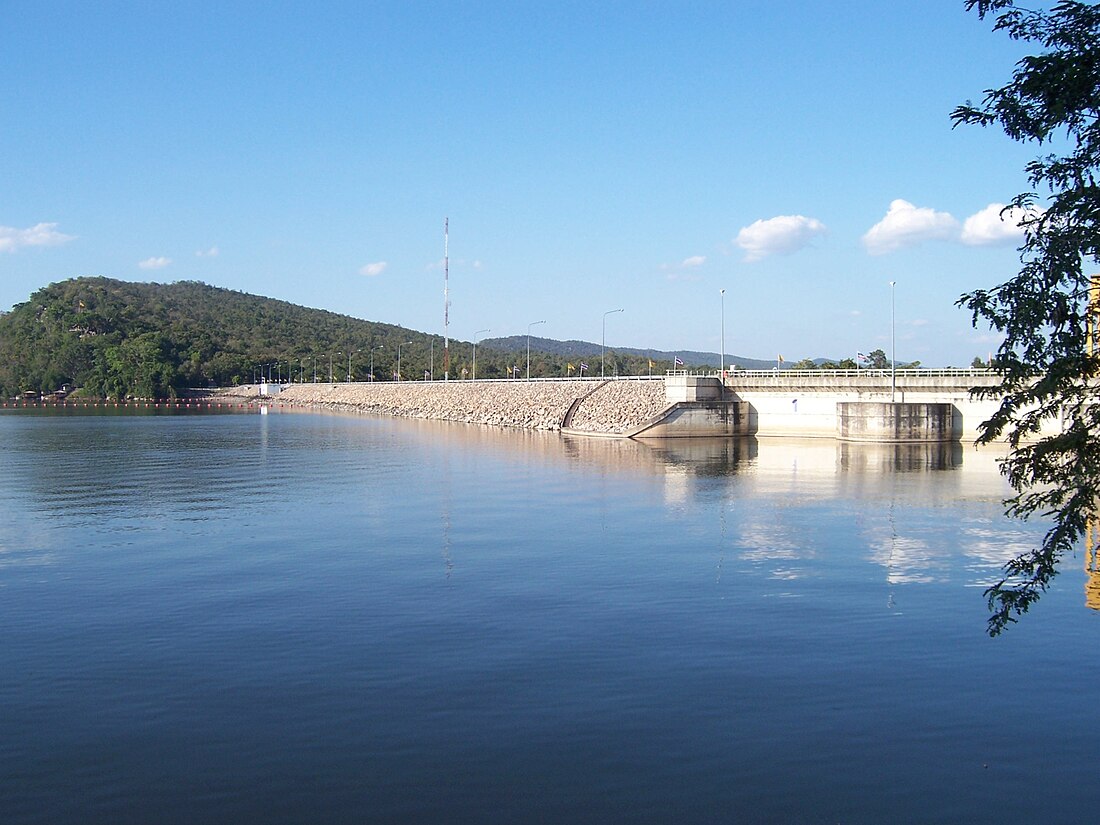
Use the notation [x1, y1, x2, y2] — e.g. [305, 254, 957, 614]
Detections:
[0, 410, 1041, 600]
[1087, 521, 1100, 610]
[837, 440, 963, 472]
[3, 412, 1097, 825]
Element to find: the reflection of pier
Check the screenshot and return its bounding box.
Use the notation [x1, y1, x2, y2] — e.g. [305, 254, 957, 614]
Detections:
[1087, 522, 1100, 611]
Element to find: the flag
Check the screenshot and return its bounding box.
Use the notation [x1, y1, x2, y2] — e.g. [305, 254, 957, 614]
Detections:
[648, 359, 655, 368]
[567, 363, 575, 372]
[857, 352, 869, 363]
[579, 362, 588, 371]
[778, 354, 784, 363]
[674, 356, 684, 366]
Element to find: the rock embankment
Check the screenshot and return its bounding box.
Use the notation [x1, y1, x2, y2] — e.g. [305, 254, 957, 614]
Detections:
[217, 378, 670, 435]
[567, 379, 669, 434]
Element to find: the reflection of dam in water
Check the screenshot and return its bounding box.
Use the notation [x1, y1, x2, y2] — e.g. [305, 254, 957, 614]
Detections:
[302, 411, 1085, 609]
[1088, 522, 1100, 611]
[363, 415, 1012, 501]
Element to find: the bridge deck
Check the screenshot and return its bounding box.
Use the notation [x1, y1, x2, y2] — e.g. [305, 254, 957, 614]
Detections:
[712, 368, 1002, 393]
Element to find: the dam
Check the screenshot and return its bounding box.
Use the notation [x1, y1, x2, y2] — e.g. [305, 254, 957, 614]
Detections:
[233, 367, 1023, 445]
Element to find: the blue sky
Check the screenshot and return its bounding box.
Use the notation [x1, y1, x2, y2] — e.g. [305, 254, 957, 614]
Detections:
[1, 1, 1044, 365]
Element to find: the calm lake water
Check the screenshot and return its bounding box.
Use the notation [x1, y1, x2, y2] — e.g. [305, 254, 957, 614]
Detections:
[1, 409, 1098, 824]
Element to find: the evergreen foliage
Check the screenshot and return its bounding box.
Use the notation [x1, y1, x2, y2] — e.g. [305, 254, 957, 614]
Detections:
[0, 277, 716, 397]
[953, 1, 1100, 633]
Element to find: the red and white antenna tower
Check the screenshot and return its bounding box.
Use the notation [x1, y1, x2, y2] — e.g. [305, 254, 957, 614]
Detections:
[443, 217, 450, 381]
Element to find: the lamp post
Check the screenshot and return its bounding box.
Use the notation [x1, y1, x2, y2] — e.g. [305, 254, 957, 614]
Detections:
[602, 308, 624, 378]
[890, 280, 896, 401]
[397, 340, 413, 382]
[527, 320, 546, 381]
[720, 288, 726, 378]
[347, 349, 359, 382]
[370, 345, 384, 382]
[299, 357, 306, 383]
[312, 355, 317, 383]
[473, 328, 490, 380]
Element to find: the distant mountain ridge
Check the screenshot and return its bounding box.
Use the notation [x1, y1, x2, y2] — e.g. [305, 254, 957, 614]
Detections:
[482, 335, 779, 371]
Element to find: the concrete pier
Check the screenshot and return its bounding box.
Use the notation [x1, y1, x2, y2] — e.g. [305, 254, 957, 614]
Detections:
[836, 402, 953, 443]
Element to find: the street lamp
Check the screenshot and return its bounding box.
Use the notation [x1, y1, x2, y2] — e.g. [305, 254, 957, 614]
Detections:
[602, 308, 623, 378]
[329, 352, 342, 383]
[720, 288, 726, 378]
[527, 320, 546, 381]
[397, 340, 413, 382]
[473, 328, 490, 380]
[347, 349, 360, 382]
[370, 345, 384, 382]
[890, 280, 896, 401]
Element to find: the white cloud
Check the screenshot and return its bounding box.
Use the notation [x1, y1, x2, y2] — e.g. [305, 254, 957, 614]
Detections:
[359, 261, 388, 277]
[195, 246, 219, 257]
[736, 215, 826, 262]
[660, 254, 707, 273]
[666, 270, 703, 282]
[138, 256, 172, 270]
[862, 199, 959, 255]
[960, 203, 1039, 246]
[0, 222, 75, 253]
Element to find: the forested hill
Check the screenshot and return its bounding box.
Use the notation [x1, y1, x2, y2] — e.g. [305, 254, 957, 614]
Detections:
[0, 277, 417, 397]
[0, 277, 718, 398]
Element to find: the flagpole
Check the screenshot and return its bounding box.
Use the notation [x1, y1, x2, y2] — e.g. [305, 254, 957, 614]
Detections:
[890, 280, 896, 402]
[719, 288, 726, 379]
